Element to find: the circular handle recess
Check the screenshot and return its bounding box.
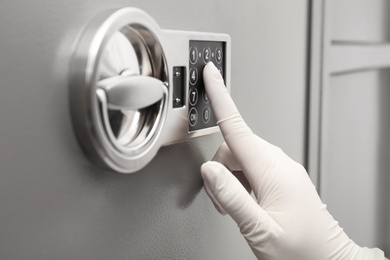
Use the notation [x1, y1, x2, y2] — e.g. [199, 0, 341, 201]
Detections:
[69, 8, 169, 173]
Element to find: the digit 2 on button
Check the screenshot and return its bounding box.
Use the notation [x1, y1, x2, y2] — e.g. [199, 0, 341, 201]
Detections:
[203, 47, 211, 63]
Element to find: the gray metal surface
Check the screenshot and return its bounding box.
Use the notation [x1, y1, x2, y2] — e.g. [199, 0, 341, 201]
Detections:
[0, 0, 308, 258]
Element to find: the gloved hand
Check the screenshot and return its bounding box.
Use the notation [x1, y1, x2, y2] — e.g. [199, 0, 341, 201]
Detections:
[201, 62, 385, 260]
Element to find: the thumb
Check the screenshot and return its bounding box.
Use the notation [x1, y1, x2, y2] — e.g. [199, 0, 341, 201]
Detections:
[201, 161, 269, 235]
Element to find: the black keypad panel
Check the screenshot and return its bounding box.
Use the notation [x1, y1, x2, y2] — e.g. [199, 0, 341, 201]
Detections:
[189, 40, 225, 132]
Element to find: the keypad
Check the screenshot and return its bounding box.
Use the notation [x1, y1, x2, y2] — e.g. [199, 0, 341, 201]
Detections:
[189, 40, 225, 132]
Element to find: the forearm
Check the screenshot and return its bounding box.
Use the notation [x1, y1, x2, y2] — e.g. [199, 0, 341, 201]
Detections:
[202, 62, 387, 260]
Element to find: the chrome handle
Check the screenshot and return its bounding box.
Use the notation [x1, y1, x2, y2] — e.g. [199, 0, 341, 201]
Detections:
[97, 75, 166, 110]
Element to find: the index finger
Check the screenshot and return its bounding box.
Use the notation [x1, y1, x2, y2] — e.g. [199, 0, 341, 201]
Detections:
[203, 62, 271, 188]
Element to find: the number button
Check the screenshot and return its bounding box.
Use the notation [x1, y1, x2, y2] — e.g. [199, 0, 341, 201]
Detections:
[189, 88, 198, 106]
[217, 66, 223, 76]
[203, 47, 211, 64]
[189, 68, 198, 85]
[189, 108, 198, 126]
[202, 89, 209, 104]
[189, 47, 198, 64]
[215, 47, 223, 64]
[202, 107, 211, 124]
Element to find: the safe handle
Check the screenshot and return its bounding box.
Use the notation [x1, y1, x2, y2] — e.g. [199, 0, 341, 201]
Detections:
[97, 75, 166, 110]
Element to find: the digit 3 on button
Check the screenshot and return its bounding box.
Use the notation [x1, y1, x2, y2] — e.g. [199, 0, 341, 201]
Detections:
[215, 47, 223, 64]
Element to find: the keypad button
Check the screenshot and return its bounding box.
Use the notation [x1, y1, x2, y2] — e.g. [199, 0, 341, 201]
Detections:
[202, 89, 209, 104]
[189, 68, 198, 85]
[217, 66, 223, 76]
[189, 47, 198, 64]
[189, 108, 198, 126]
[189, 88, 198, 106]
[202, 107, 211, 124]
[203, 47, 211, 64]
[215, 47, 223, 64]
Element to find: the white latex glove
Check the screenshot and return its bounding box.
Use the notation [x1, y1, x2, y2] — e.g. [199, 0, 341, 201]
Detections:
[201, 62, 385, 260]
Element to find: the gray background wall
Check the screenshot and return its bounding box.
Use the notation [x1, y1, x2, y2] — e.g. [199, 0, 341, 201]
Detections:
[322, 70, 390, 252]
[0, 0, 308, 259]
[310, 0, 390, 254]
